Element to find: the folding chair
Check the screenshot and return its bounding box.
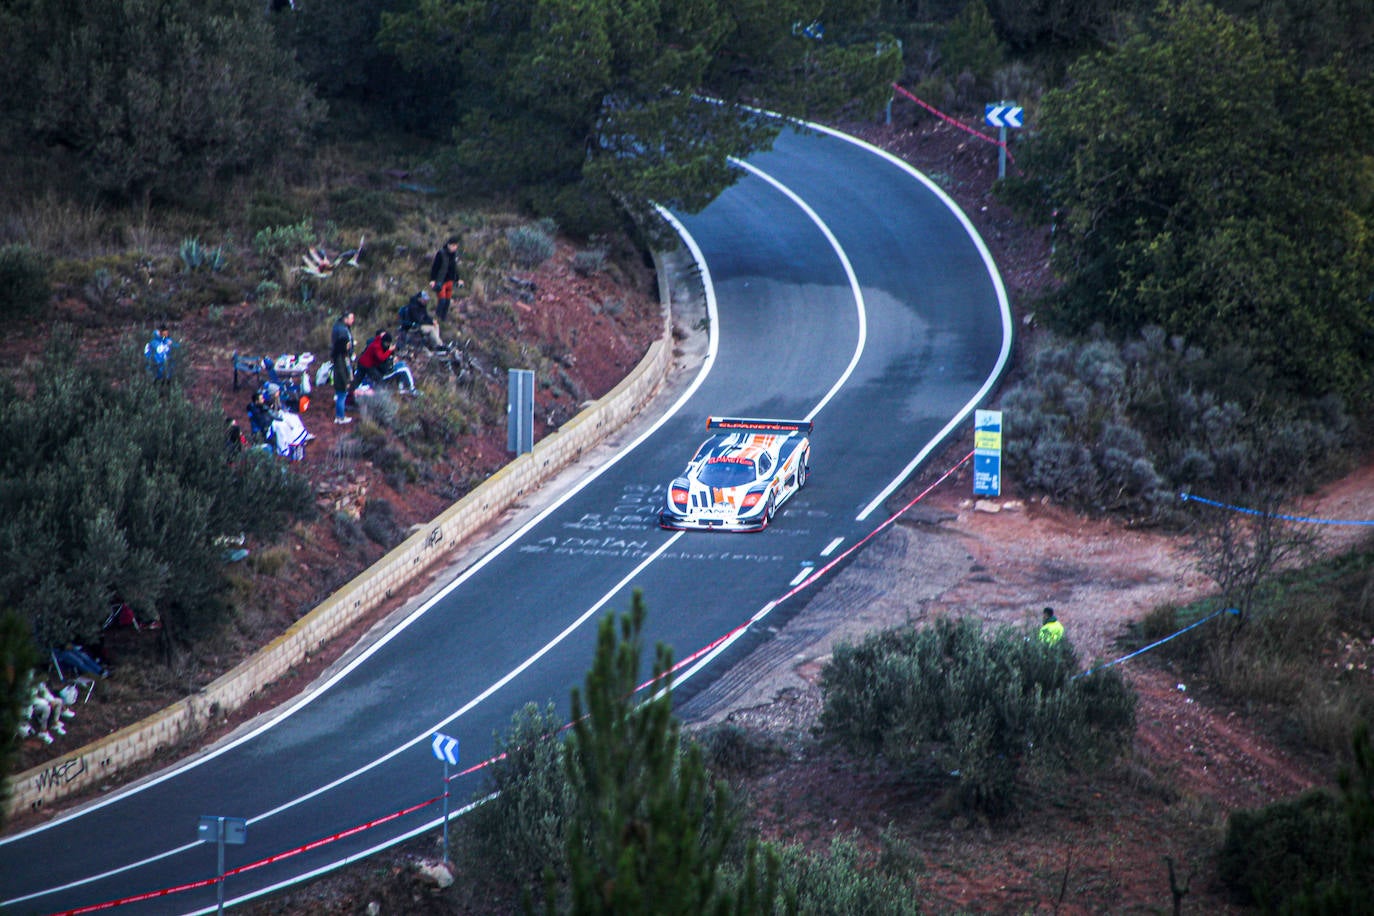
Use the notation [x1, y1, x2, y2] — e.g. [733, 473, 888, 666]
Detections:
[49, 650, 98, 702]
[232, 351, 266, 391]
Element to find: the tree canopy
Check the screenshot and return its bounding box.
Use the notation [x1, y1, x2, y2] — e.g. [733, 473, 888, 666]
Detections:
[0, 337, 314, 650]
[558, 591, 744, 913]
[0, 0, 323, 204]
[380, 0, 901, 233]
[1008, 1, 1374, 405]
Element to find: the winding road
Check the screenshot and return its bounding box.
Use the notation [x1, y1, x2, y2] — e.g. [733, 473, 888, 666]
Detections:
[0, 121, 1011, 915]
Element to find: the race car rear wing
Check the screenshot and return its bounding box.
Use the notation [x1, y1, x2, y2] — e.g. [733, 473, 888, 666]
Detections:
[706, 416, 813, 435]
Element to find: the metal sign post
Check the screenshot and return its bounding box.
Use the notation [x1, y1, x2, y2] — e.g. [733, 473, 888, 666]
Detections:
[984, 102, 1025, 179]
[431, 732, 459, 864]
[507, 368, 535, 455]
[197, 815, 247, 916]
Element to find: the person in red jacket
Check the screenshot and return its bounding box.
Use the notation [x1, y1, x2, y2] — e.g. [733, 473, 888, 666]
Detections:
[356, 331, 416, 394]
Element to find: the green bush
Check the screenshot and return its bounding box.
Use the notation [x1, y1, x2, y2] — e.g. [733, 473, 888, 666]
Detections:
[696, 722, 784, 779]
[819, 617, 1136, 816]
[328, 187, 396, 233]
[0, 243, 52, 320]
[571, 248, 606, 277]
[767, 835, 921, 916]
[1, 609, 40, 826]
[1219, 788, 1349, 908]
[470, 702, 573, 886]
[253, 218, 315, 260]
[506, 224, 555, 268]
[1000, 328, 1351, 519]
[0, 336, 314, 649]
[178, 237, 226, 273]
[246, 193, 304, 235]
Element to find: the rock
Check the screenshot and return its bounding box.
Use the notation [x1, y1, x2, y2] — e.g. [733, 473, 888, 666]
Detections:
[415, 859, 454, 889]
[972, 500, 1002, 514]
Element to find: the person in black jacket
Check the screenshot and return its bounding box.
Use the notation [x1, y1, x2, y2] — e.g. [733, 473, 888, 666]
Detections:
[330, 311, 355, 425]
[428, 235, 463, 323]
[400, 290, 447, 351]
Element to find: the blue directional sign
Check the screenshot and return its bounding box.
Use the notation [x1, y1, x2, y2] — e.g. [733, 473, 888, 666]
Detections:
[431, 732, 459, 766]
[984, 104, 1024, 129]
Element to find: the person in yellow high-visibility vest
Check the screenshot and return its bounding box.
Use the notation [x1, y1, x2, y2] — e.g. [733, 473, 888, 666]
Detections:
[1038, 607, 1064, 646]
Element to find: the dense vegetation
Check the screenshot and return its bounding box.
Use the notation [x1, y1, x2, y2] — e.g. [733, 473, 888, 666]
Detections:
[1, 0, 1371, 906]
[0, 338, 314, 651]
[472, 596, 924, 912]
[819, 617, 1136, 816]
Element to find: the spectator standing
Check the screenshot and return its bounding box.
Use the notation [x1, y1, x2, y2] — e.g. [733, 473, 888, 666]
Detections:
[400, 290, 448, 351]
[143, 326, 178, 383]
[331, 311, 356, 425]
[1038, 607, 1064, 646]
[428, 235, 463, 324]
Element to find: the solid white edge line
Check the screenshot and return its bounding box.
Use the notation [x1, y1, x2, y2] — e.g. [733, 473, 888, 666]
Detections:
[790, 124, 1013, 521]
[205, 163, 866, 913]
[0, 212, 721, 907]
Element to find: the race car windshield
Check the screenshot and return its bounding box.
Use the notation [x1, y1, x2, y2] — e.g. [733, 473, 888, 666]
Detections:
[699, 459, 757, 487]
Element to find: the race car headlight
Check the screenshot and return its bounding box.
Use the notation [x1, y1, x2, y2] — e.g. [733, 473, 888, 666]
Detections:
[670, 486, 689, 508]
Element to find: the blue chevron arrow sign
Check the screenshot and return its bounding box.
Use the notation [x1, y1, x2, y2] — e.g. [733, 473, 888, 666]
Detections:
[431, 732, 459, 766]
[984, 104, 1024, 129]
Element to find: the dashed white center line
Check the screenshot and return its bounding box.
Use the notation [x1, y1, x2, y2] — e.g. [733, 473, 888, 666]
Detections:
[820, 537, 844, 557]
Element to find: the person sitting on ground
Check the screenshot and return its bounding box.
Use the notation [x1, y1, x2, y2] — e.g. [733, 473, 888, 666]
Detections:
[399, 290, 448, 351]
[269, 407, 314, 461]
[247, 391, 276, 443]
[21, 675, 76, 744]
[1038, 606, 1064, 646]
[356, 330, 416, 393]
[54, 642, 109, 679]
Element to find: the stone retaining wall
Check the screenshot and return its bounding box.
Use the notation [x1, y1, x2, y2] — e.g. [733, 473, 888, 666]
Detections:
[6, 251, 682, 820]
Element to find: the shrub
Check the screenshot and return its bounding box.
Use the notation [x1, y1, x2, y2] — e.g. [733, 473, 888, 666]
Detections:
[470, 702, 572, 886]
[1, 610, 40, 826]
[1219, 788, 1349, 907]
[178, 237, 227, 273]
[328, 188, 396, 233]
[0, 243, 52, 320]
[359, 497, 403, 547]
[753, 835, 920, 916]
[571, 248, 606, 277]
[253, 218, 315, 260]
[0, 338, 314, 648]
[506, 224, 555, 268]
[819, 617, 1136, 816]
[697, 722, 784, 779]
[1000, 327, 1351, 519]
[246, 194, 302, 235]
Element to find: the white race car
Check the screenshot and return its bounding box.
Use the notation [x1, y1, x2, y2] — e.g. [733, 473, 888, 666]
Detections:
[659, 417, 812, 532]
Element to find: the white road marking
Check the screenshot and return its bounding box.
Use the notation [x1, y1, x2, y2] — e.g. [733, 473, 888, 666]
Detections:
[820, 537, 844, 557]
[794, 125, 1012, 522]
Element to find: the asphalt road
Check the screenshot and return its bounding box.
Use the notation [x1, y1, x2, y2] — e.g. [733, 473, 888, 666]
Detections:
[0, 122, 1011, 915]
